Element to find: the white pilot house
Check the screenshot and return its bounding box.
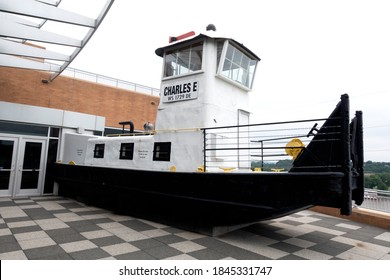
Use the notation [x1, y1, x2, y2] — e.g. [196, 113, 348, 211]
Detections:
[62, 26, 260, 172]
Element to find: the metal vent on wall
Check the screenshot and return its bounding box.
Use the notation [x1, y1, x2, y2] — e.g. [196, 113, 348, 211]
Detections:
[0, 0, 115, 81]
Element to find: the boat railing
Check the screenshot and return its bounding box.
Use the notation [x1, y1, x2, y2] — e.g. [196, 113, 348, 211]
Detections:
[106, 131, 155, 137]
[61, 67, 160, 96]
[358, 189, 390, 213]
[202, 117, 338, 172]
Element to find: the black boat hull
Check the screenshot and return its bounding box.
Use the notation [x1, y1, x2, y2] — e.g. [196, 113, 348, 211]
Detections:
[54, 164, 346, 235]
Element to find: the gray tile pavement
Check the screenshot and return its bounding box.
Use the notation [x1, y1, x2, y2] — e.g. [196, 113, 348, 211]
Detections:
[1, 196, 390, 260]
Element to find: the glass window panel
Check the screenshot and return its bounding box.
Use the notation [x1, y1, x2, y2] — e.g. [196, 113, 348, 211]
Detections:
[153, 142, 171, 161]
[93, 144, 105, 158]
[44, 139, 59, 194]
[20, 172, 39, 189]
[190, 43, 203, 71]
[231, 67, 240, 81]
[119, 143, 134, 160]
[0, 140, 14, 169]
[241, 69, 249, 86]
[225, 44, 234, 60]
[164, 53, 177, 77]
[232, 49, 243, 65]
[50, 127, 60, 138]
[0, 140, 14, 190]
[22, 142, 42, 170]
[0, 121, 48, 136]
[222, 59, 232, 72]
[163, 42, 203, 77]
[0, 172, 11, 190]
[241, 55, 250, 69]
[237, 68, 244, 84]
[21, 141, 42, 190]
[177, 49, 189, 75]
[217, 42, 258, 89]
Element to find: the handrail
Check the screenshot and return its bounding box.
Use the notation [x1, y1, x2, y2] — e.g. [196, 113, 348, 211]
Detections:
[201, 117, 334, 171]
[359, 189, 390, 213]
[61, 67, 160, 96]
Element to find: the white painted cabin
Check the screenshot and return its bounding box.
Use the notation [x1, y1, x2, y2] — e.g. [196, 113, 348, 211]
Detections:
[61, 26, 261, 172]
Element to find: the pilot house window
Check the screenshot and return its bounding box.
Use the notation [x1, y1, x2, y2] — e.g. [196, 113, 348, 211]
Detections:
[153, 142, 171, 161]
[93, 144, 105, 158]
[119, 143, 134, 160]
[217, 41, 257, 89]
[164, 42, 203, 77]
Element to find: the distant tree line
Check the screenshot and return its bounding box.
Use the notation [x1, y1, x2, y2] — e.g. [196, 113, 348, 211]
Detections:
[364, 161, 390, 173]
[364, 161, 390, 191]
[251, 160, 390, 191]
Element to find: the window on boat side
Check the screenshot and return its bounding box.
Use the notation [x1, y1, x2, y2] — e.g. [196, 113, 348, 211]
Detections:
[217, 40, 257, 89]
[119, 143, 134, 160]
[153, 142, 171, 161]
[164, 42, 203, 77]
[93, 144, 105, 158]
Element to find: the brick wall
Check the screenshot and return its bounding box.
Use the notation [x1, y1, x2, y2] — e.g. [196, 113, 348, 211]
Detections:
[0, 67, 159, 129]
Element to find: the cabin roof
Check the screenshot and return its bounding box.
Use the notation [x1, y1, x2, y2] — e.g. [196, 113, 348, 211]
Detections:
[155, 33, 260, 61]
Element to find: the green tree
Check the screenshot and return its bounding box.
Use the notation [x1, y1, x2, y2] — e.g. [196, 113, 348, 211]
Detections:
[365, 174, 388, 190]
[377, 173, 390, 190]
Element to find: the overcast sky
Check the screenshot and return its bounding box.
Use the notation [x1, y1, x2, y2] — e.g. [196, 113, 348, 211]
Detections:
[60, 0, 390, 162]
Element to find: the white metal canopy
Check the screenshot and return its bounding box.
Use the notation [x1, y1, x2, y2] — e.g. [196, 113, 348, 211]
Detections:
[0, 0, 115, 81]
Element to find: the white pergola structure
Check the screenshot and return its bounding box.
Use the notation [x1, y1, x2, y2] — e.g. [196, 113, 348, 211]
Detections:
[0, 0, 115, 81]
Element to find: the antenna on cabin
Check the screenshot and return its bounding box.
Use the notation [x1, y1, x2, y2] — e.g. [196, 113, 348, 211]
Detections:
[206, 24, 216, 31]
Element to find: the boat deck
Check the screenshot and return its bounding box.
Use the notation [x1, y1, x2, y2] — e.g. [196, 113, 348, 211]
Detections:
[1, 196, 389, 260]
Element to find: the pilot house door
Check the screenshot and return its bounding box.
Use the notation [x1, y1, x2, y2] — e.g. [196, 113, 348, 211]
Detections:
[238, 109, 250, 169]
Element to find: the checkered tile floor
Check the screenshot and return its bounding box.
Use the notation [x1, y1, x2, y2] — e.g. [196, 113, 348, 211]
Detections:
[1, 196, 390, 260]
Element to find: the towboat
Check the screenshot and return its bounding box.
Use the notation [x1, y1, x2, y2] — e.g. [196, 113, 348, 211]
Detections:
[53, 25, 364, 236]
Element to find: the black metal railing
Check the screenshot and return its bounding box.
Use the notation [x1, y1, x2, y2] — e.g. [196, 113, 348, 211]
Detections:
[201, 117, 341, 172]
[62, 67, 160, 96]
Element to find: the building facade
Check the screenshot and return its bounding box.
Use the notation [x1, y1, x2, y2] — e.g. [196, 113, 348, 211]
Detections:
[0, 67, 160, 197]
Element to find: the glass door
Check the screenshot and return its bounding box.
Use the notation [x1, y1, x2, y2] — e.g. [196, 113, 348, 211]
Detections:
[14, 138, 46, 196]
[0, 137, 17, 196]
